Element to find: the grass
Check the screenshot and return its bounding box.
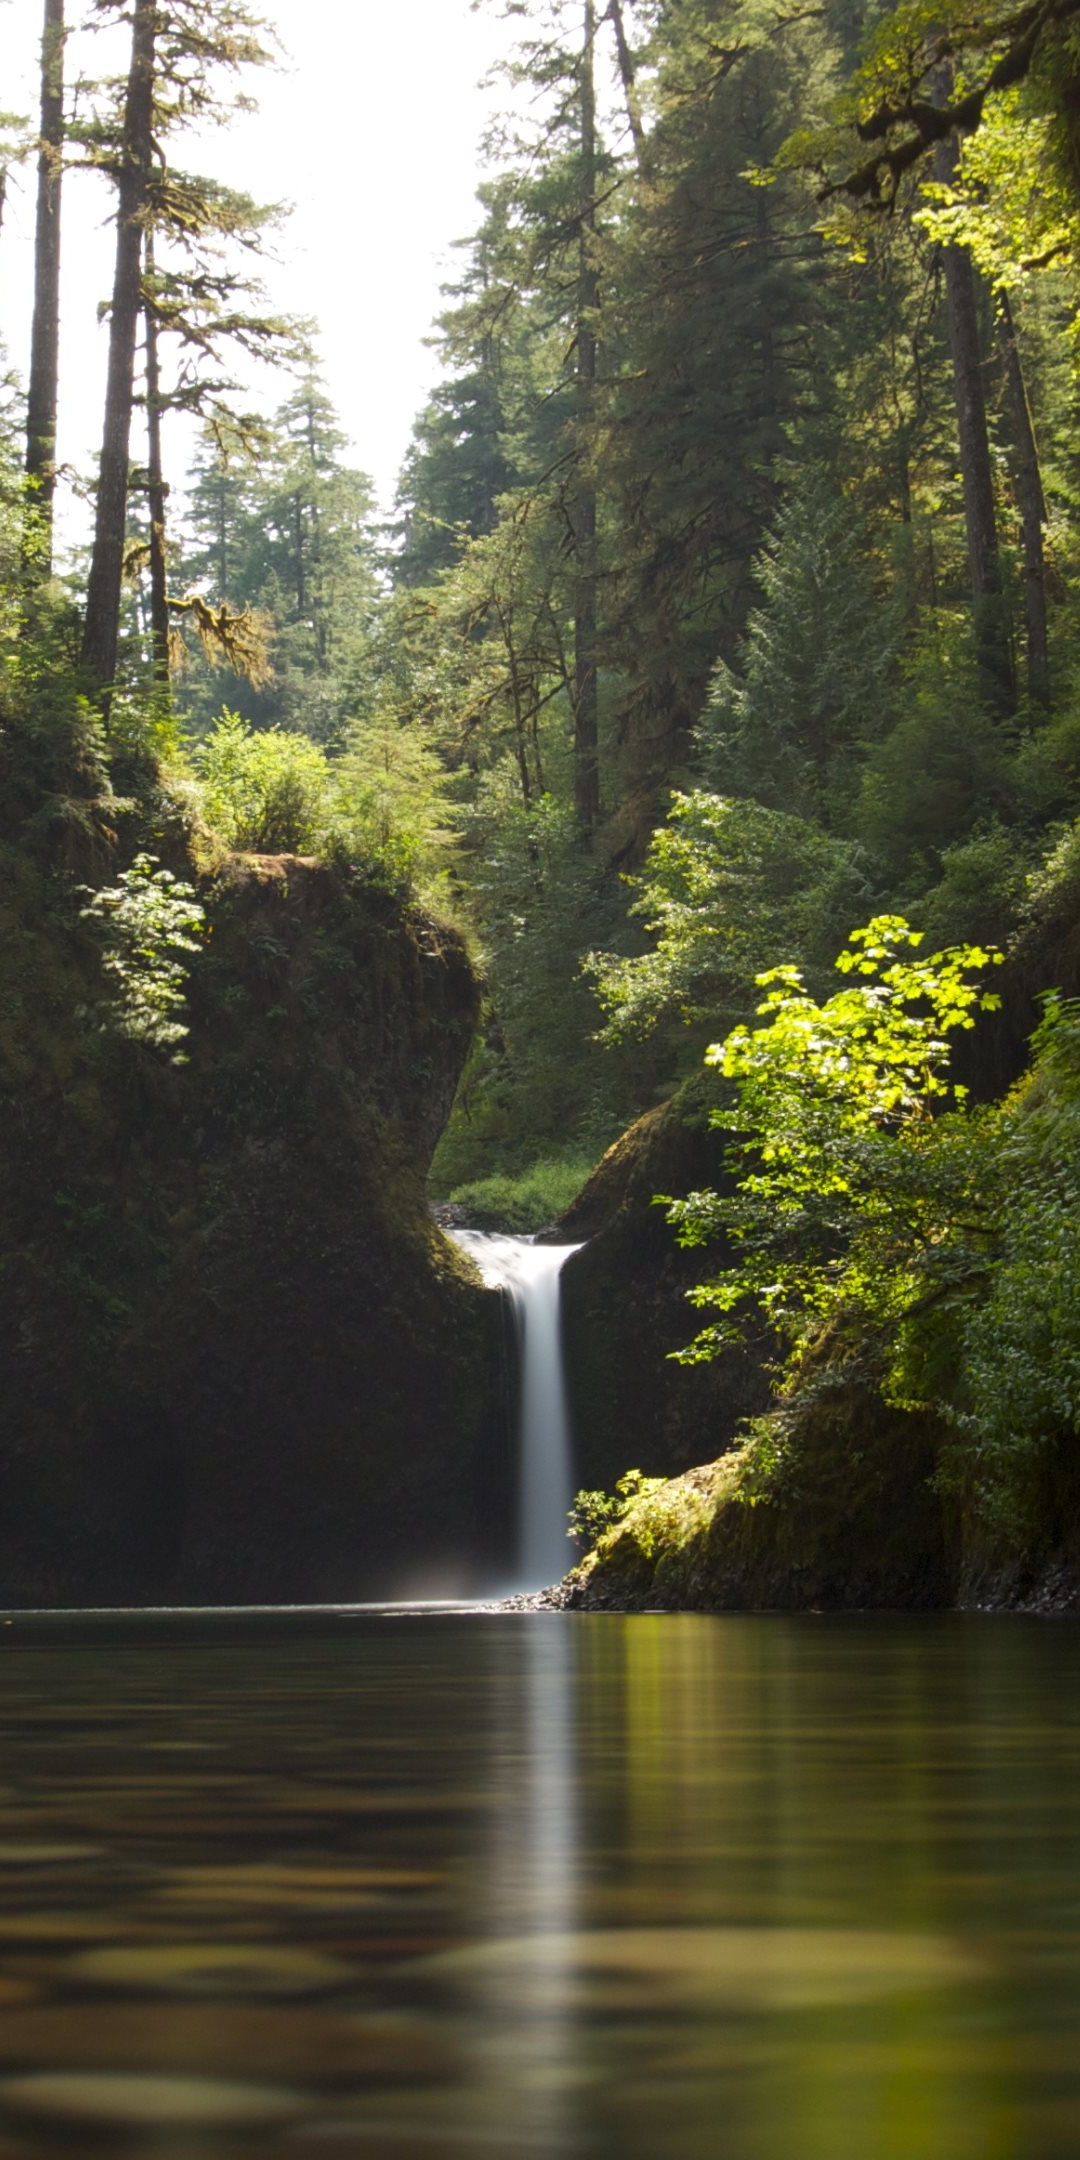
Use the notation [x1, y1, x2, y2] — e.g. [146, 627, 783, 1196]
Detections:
[443, 1152, 595, 1234]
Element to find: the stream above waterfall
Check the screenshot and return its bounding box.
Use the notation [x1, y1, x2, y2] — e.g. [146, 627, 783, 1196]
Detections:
[450, 1228, 581, 1593]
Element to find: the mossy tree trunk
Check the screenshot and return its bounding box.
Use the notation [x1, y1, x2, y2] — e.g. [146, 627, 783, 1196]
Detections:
[80, 0, 156, 710]
[23, 0, 65, 578]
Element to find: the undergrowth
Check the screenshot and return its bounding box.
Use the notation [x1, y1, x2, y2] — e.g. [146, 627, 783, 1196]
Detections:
[440, 1151, 596, 1233]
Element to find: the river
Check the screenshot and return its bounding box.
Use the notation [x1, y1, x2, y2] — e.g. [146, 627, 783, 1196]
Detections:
[0, 1609, 1076, 2156]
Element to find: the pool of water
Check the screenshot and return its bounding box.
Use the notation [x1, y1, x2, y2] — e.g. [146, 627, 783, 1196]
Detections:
[0, 1610, 1076, 2157]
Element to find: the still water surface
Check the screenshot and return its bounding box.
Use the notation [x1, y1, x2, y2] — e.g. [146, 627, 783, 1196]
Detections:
[0, 1611, 1076, 2157]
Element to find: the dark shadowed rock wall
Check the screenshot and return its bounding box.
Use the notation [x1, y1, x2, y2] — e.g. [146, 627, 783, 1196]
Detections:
[555, 1076, 773, 1497]
[0, 848, 509, 1605]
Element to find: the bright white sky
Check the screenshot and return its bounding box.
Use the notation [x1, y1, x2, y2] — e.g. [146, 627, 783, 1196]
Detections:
[1, 0, 520, 541]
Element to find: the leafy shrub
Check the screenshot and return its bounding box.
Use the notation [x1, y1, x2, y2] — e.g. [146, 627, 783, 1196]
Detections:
[436, 767, 618, 1172]
[444, 1152, 596, 1233]
[664, 915, 1003, 1386]
[855, 698, 1007, 876]
[1012, 706, 1080, 824]
[585, 790, 872, 1047]
[79, 853, 206, 1056]
[196, 712, 333, 853]
[568, 1469, 668, 1552]
[330, 715, 455, 886]
[919, 823, 1029, 949]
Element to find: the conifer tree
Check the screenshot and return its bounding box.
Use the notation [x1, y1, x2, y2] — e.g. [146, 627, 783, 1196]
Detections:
[573, 0, 600, 834]
[174, 367, 379, 743]
[699, 467, 899, 822]
[80, 0, 276, 710]
[80, 0, 156, 700]
[23, 0, 65, 576]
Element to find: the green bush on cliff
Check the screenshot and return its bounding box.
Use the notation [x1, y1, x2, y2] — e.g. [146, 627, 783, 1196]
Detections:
[653, 915, 1080, 1538]
[80, 854, 206, 1056]
[568, 1469, 668, 1551]
[196, 713, 333, 853]
[665, 916, 1004, 1401]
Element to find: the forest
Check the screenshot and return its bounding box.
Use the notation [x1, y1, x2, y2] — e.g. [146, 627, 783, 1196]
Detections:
[3, 0, 1080, 1609]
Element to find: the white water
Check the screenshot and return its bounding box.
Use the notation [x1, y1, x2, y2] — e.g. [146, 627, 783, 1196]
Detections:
[451, 1231, 582, 1592]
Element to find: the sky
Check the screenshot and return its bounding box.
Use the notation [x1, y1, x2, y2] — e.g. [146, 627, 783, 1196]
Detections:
[1, 0, 520, 539]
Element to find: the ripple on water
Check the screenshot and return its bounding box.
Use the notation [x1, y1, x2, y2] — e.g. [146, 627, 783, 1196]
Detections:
[0, 2005, 452, 2083]
[66, 1943, 356, 1997]
[0, 2071, 310, 2133]
[412, 1926, 987, 2014]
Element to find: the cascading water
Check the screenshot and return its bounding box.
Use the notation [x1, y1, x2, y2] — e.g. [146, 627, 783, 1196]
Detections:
[452, 1231, 581, 1592]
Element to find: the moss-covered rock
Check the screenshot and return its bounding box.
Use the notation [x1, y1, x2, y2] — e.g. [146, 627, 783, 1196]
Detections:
[560, 1355, 953, 1611]
[0, 824, 507, 1604]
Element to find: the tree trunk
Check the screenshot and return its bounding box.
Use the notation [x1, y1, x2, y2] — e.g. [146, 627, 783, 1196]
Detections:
[304, 392, 329, 671]
[80, 0, 156, 710]
[895, 423, 918, 617]
[143, 230, 171, 690]
[502, 613, 533, 809]
[573, 0, 600, 839]
[606, 0, 649, 178]
[293, 492, 307, 615]
[998, 291, 1050, 711]
[933, 130, 1015, 716]
[216, 466, 228, 595]
[24, 0, 65, 576]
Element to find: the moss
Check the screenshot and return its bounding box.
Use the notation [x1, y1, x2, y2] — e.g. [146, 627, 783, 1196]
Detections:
[562, 1358, 953, 1612]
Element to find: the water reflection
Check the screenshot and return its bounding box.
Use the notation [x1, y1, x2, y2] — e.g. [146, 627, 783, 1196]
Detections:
[0, 1612, 1075, 2156]
[464, 1620, 581, 2149]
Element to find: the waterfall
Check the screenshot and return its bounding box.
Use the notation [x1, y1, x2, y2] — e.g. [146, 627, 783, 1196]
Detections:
[452, 1231, 581, 1592]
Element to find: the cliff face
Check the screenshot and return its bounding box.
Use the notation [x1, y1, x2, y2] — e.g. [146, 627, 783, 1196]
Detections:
[0, 844, 506, 1606]
[559, 1363, 954, 1613]
[556, 1078, 773, 1497]
[560, 1379, 1080, 1618]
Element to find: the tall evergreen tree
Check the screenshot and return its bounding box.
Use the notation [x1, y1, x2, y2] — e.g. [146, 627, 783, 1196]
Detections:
[80, 0, 275, 710]
[23, 0, 65, 576]
[174, 367, 379, 743]
[573, 0, 600, 834]
[80, 0, 156, 701]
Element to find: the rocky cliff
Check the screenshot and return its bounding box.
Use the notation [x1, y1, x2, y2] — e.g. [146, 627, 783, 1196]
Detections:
[0, 768, 503, 1604]
[556, 1076, 772, 1497]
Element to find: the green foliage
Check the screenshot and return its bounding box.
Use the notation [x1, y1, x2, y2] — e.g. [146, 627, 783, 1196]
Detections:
[195, 711, 332, 853]
[914, 91, 1079, 305]
[434, 770, 624, 1179]
[665, 916, 1003, 1384]
[106, 687, 189, 770]
[568, 1468, 668, 1553]
[79, 853, 206, 1056]
[951, 994, 1080, 1528]
[586, 790, 871, 1048]
[1012, 705, 1080, 824]
[1022, 814, 1080, 925]
[330, 713, 455, 891]
[919, 823, 1029, 949]
[698, 469, 901, 821]
[442, 1152, 595, 1234]
[854, 632, 1008, 876]
[175, 368, 379, 746]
